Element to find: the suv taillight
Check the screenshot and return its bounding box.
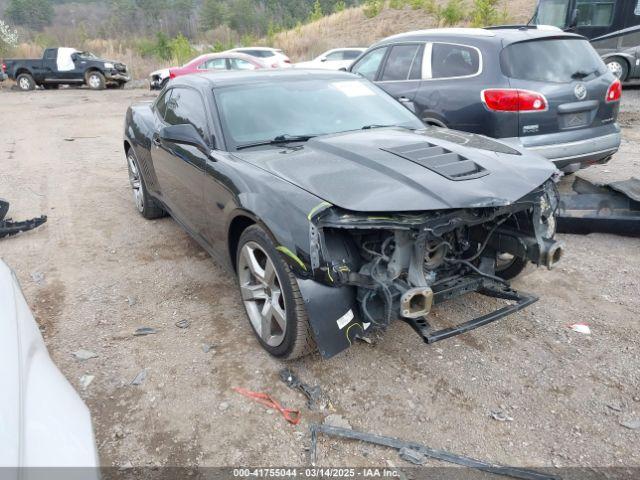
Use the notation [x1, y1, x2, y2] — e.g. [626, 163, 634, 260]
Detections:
[169, 70, 176, 79]
[606, 79, 621, 103]
[482, 89, 548, 112]
[1, 63, 5, 73]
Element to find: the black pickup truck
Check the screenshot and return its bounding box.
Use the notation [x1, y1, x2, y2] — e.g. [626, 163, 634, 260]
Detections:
[1, 47, 130, 91]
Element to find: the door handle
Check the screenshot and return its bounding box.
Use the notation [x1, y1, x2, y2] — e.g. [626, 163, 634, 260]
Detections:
[397, 96, 411, 102]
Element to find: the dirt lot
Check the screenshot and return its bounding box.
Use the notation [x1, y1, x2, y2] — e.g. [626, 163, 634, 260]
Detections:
[1, 87, 639, 472]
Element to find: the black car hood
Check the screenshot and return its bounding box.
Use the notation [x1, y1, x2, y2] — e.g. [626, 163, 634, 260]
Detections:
[234, 128, 556, 212]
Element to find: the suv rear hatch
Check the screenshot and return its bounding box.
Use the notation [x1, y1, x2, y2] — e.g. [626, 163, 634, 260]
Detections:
[499, 37, 620, 138]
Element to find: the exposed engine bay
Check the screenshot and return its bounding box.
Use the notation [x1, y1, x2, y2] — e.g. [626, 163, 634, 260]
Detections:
[310, 180, 562, 343]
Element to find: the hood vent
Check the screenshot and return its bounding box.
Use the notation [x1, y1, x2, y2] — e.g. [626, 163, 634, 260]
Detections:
[382, 142, 489, 181]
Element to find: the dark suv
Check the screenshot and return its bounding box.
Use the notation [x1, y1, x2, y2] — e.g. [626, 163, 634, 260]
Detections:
[350, 27, 622, 173]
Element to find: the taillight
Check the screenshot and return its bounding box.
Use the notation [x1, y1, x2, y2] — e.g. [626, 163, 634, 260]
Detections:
[482, 89, 548, 112]
[284, 59, 291, 64]
[169, 69, 176, 79]
[1, 63, 5, 72]
[606, 79, 621, 103]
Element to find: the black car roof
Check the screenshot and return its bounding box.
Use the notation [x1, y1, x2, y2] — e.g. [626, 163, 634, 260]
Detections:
[373, 26, 584, 47]
[171, 69, 356, 89]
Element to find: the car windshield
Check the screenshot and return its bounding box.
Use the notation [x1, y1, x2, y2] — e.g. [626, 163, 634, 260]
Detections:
[215, 78, 424, 149]
[534, 0, 570, 27]
[500, 38, 606, 83]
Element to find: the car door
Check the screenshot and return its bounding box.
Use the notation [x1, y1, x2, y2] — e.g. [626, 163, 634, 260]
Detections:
[374, 43, 425, 113]
[412, 42, 485, 132]
[39, 48, 58, 82]
[151, 86, 210, 235]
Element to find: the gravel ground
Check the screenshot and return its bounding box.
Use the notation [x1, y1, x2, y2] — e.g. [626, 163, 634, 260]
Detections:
[1, 86, 639, 472]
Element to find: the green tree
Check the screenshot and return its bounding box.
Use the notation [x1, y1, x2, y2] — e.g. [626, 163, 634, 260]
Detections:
[470, 0, 498, 27]
[200, 0, 226, 31]
[333, 1, 346, 13]
[441, 0, 465, 26]
[308, 0, 322, 21]
[169, 33, 194, 63]
[6, 0, 54, 30]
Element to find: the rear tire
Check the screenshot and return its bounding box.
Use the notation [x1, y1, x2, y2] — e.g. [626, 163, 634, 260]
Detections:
[16, 73, 35, 91]
[126, 147, 165, 219]
[236, 225, 316, 360]
[605, 57, 628, 82]
[495, 254, 528, 281]
[86, 71, 106, 90]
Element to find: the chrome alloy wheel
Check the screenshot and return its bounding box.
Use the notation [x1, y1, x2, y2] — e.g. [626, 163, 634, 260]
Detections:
[88, 74, 102, 89]
[127, 153, 144, 212]
[19, 77, 31, 90]
[238, 242, 287, 347]
[607, 60, 623, 79]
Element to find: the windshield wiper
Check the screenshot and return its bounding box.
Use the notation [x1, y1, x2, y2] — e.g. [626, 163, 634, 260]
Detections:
[236, 134, 317, 150]
[571, 69, 598, 79]
[361, 124, 415, 130]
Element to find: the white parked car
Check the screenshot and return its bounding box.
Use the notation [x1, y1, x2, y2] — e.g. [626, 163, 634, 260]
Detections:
[294, 48, 366, 70]
[0, 260, 99, 472]
[149, 67, 171, 91]
[226, 47, 291, 68]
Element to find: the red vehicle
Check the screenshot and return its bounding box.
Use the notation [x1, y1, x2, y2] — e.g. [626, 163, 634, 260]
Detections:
[150, 52, 266, 89]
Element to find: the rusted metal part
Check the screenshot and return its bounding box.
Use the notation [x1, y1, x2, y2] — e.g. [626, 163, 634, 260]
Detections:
[0, 199, 48, 239]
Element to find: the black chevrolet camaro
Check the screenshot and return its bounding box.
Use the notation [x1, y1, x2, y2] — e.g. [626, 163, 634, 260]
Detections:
[123, 70, 563, 359]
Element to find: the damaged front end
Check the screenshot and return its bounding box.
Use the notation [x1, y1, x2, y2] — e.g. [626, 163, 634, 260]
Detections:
[299, 180, 562, 358]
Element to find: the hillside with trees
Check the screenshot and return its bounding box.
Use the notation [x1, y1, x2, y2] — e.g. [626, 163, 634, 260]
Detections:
[1, 0, 535, 81]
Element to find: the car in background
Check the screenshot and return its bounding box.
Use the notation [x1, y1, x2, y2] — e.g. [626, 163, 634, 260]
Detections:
[149, 52, 267, 90]
[226, 47, 291, 68]
[294, 48, 366, 70]
[531, 0, 640, 82]
[1, 47, 130, 91]
[0, 260, 98, 472]
[350, 27, 622, 173]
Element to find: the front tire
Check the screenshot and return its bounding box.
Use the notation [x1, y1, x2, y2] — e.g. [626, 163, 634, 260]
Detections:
[126, 148, 165, 219]
[236, 225, 316, 359]
[606, 57, 628, 81]
[86, 71, 106, 90]
[16, 73, 35, 91]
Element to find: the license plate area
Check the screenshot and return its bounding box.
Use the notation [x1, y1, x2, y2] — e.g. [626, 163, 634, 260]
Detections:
[559, 111, 590, 130]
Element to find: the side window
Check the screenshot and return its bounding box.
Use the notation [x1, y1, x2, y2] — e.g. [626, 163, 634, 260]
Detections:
[155, 89, 171, 120]
[164, 88, 209, 141]
[343, 50, 363, 60]
[431, 43, 480, 79]
[351, 47, 387, 81]
[201, 58, 227, 70]
[576, 0, 616, 26]
[229, 58, 256, 70]
[325, 51, 344, 61]
[380, 44, 423, 81]
[636, 0, 640, 15]
[44, 49, 56, 60]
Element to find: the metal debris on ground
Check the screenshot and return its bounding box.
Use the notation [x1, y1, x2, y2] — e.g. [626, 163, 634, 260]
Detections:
[202, 343, 215, 353]
[127, 296, 137, 307]
[175, 319, 190, 329]
[72, 349, 98, 360]
[309, 424, 559, 480]
[232, 386, 300, 425]
[31, 271, 45, 284]
[79, 374, 95, 390]
[620, 419, 640, 430]
[0, 198, 48, 239]
[569, 323, 591, 335]
[131, 369, 147, 386]
[398, 446, 428, 465]
[279, 368, 324, 410]
[489, 410, 514, 422]
[133, 327, 158, 336]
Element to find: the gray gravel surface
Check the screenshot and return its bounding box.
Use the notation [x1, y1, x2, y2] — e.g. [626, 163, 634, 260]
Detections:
[0, 87, 638, 470]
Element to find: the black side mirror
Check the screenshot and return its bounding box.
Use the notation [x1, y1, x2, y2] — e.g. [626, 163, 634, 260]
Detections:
[71, 53, 78, 62]
[160, 124, 211, 154]
[567, 8, 578, 31]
